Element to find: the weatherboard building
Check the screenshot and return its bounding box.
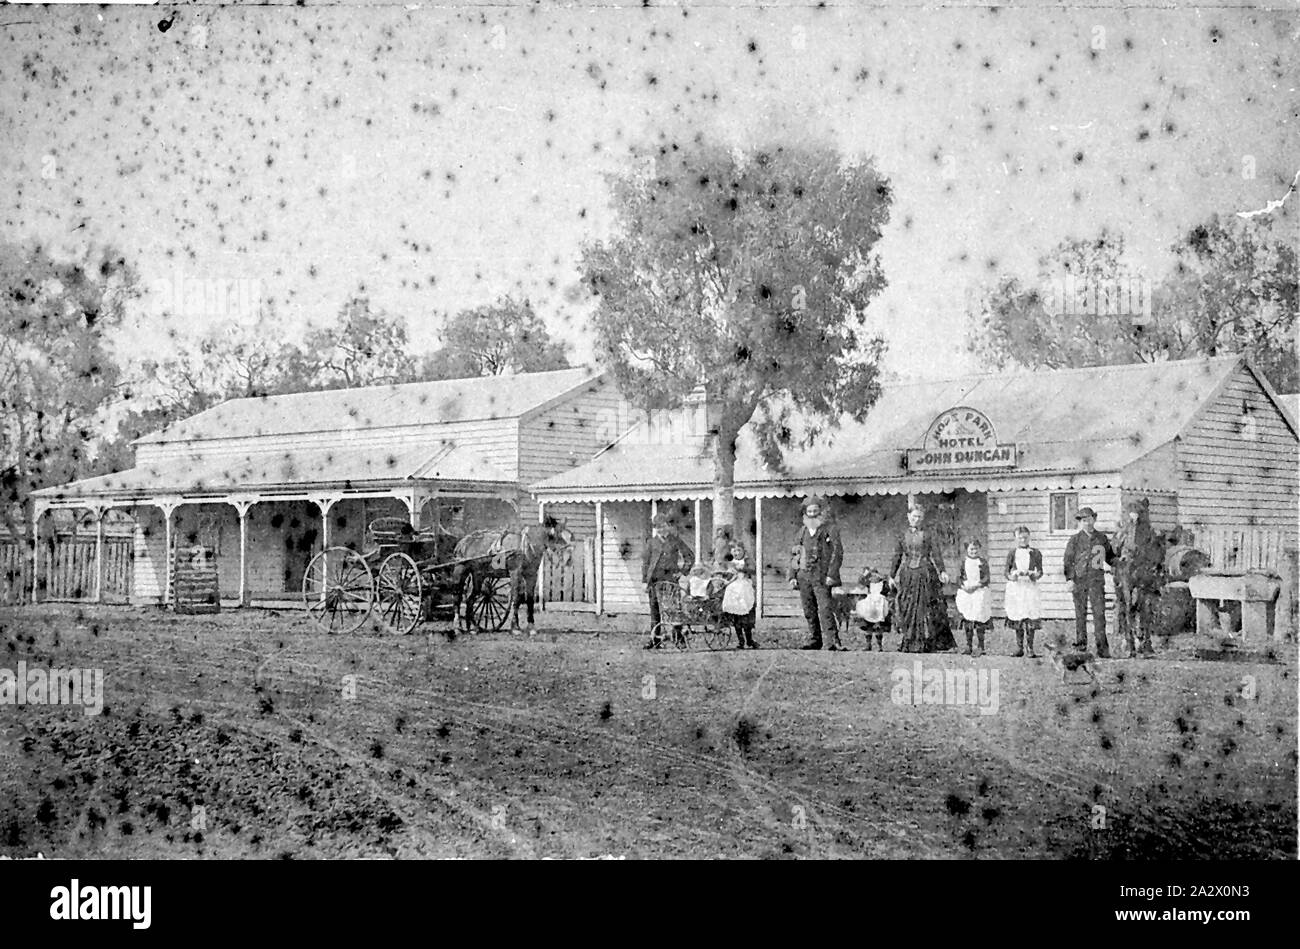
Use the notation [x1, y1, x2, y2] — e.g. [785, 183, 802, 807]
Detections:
[31, 368, 625, 608]
[530, 356, 1299, 629]
[28, 356, 1298, 632]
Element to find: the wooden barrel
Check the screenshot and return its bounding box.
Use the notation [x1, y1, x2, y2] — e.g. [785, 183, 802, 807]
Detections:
[1165, 545, 1209, 582]
[1156, 581, 1195, 637]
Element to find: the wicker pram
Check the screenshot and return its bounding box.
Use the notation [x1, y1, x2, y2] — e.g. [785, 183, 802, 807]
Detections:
[650, 579, 736, 650]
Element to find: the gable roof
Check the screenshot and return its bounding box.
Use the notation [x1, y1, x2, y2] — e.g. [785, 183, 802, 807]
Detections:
[531, 356, 1251, 499]
[137, 367, 601, 444]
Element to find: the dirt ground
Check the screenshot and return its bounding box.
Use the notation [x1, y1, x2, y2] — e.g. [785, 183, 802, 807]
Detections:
[1, 604, 1295, 859]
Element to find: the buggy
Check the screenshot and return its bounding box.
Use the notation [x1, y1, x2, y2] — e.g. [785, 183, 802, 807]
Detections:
[300, 517, 513, 635]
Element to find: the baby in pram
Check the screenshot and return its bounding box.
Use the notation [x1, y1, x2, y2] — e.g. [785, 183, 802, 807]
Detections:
[680, 561, 714, 600]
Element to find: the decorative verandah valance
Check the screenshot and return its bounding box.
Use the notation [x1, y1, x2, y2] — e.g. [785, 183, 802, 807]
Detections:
[29, 443, 518, 606]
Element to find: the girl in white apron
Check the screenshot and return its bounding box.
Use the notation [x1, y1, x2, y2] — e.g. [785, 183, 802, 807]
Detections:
[1003, 526, 1044, 658]
[852, 567, 893, 651]
[955, 539, 992, 656]
[719, 539, 758, 649]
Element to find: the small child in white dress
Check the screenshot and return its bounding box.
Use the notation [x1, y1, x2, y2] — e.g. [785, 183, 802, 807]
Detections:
[1004, 526, 1044, 658]
[955, 539, 992, 656]
[852, 567, 894, 651]
[718, 539, 758, 649]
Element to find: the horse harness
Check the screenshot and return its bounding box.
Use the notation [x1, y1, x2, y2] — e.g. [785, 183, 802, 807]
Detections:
[487, 528, 542, 571]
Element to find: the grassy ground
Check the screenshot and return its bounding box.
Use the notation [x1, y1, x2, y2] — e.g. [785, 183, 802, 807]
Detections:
[0, 605, 1294, 859]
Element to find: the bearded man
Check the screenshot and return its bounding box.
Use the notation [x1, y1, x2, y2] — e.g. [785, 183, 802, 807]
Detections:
[788, 496, 844, 651]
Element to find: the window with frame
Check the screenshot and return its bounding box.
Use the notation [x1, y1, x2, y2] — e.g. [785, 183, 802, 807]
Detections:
[1049, 492, 1078, 533]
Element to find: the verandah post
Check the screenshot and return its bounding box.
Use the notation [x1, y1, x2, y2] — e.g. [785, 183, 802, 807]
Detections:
[693, 498, 702, 563]
[537, 499, 546, 612]
[594, 501, 604, 616]
[93, 507, 105, 603]
[312, 497, 339, 553]
[228, 497, 257, 607]
[162, 504, 176, 607]
[754, 496, 763, 620]
[240, 507, 249, 606]
[31, 506, 42, 605]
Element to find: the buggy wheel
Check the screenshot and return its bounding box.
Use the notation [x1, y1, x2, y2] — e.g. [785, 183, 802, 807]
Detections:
[473, 574, 513, 632]
[302, 547, 373, 634]
[377, 552, 423, 635]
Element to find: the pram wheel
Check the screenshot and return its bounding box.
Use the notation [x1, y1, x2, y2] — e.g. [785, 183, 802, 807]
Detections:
[700, 622, 732, 651]
[649, 622, 688, 650]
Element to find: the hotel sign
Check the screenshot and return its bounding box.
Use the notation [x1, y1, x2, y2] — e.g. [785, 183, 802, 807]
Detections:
[907, 407, 1018, 472]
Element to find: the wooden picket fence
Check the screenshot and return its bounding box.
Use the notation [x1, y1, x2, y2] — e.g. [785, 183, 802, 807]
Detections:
[0, 535, 132, 604]
[0, 540, 25, 605]
[542, 537, 595, 604]
[1192, 527, 1287, 574]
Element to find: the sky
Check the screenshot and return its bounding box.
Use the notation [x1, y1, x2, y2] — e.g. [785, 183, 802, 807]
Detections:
[1, 0, 1297, 381]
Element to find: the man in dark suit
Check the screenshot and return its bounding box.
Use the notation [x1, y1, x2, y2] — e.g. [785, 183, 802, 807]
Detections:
[642, 513, 695, 649]
[1063, 506, 1116, 657]
[788, 496, 845, 651]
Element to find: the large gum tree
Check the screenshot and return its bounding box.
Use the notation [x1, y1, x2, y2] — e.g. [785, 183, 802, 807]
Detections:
[581, 135, 893, 559]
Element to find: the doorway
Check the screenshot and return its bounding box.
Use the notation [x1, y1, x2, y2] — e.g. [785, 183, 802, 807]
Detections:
[279, 503, 320, 593]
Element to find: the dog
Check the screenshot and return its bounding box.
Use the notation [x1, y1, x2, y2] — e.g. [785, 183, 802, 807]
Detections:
[1040, 631, 1099, 685]
[830, 586, 857, 633]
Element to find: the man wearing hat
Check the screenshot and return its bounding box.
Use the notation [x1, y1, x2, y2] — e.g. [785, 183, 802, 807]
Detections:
[642, 512, 695, 648]
[1062, 506, 1116, 657]
[788, 496, 845, 650]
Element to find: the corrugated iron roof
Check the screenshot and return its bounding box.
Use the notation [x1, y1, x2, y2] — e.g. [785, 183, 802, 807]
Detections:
[532, 356, 1246, 499]
[136, 367, 599, 444]
[34, 442, 514, 501]
[1278, 393, 1299, 431]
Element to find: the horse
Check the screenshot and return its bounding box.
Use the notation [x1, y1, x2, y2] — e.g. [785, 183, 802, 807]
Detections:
[1113, 497, 1165, 657]
[451, 516, 573, 636]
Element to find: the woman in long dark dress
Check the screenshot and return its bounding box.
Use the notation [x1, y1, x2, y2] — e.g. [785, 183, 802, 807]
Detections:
[891, 503, 955, 653]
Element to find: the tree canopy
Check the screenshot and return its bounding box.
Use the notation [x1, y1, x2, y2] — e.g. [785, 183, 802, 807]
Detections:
[581, 135, 893, 547]
[967, 231, 1146, 370]
[968, 216, 1298, 392]
[98, 292, 573, 472]
[1160, 215, 1297, 391]
[301, 294, 423, 388]
[0, 241, 137, 536]
[422, 296, 570, 379]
